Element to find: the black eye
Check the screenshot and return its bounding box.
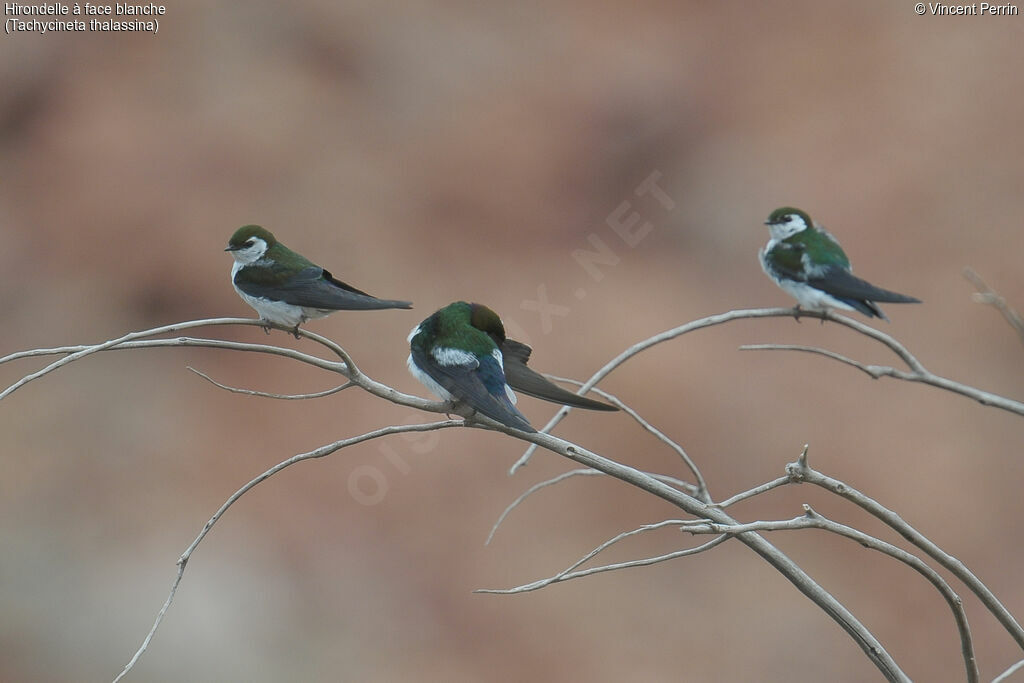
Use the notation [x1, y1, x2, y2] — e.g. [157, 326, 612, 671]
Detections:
[245, 240, 254, 247]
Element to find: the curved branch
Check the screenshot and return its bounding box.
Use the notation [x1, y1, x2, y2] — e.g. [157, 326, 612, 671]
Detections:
[486, 469, 602, 545]
[112, 420, 462, 683]
[0, 318, 451, 415]
[739, 344, 891, 379]
[486, 468, 698, 546]
[741, 344, 1024, 415]
[786, 451, 1024, 651]
[511, 308, 819, 472]
[483, 424, 910, 682]
[0, 318, 350, 400]
[513, 306, 1023, 473]
[187, 367, 353, 400]
[12, 311, 1010, 681]
[545, 376, 707, 500]
[684, 505, 978, 683]
[964, 267, 1024, 346]
[993, 658, 1024, 683]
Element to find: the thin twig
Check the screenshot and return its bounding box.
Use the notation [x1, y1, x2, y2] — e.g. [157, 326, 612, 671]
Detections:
[486, 469, 698, 545]
[964, 267, 1024, 347]
[477, 534, 728, 594]
[545, 376, 707, 500]
[740, 332, 1024, 417]
[486, 469, 602, 545]
[710, 476, 791, 509]
[739, 344, 891, 378]
[186, 367, 353, 400]
[993, 658, 1024, 683]
[683, 505, 978, 683]
[112, 420, 462, 683]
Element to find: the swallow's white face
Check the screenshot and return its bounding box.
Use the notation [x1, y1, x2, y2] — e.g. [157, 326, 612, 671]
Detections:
[766, 213, 809, 241]
[228, 236, 269, 265]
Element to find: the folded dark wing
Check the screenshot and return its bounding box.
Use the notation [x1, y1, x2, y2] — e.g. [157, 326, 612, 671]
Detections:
[410, 346, 535, 432]
[501, 340, 618, 411]
[808, 266, 921, 304]
[235, 265, 412, 310]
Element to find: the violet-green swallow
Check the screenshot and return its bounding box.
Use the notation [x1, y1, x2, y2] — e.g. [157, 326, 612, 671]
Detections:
[225, 225, 412, 334]
[407, 301, 617, 432]
[759, 207, 921, 320]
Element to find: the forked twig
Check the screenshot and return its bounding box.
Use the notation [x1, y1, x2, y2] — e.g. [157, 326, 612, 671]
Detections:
[478, 527, 726, 594]
[683, 505, 978, 683]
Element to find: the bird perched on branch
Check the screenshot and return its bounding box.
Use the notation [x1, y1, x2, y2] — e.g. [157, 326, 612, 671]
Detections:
[225, 225, 412, 335]
[407, 301, 618, 432]
[759, 207, 920, 320]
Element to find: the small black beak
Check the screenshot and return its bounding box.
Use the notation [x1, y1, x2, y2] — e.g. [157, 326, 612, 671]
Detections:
[224, 245, 238, 251]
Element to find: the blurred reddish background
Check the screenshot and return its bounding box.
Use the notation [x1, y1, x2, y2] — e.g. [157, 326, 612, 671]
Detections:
[2, 2, 1023, 681]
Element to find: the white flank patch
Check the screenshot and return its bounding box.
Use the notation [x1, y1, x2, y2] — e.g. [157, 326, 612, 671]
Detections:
[775, 279, 857, 313]
[232, 283, 307, 327]
[432, 346, 477, 367]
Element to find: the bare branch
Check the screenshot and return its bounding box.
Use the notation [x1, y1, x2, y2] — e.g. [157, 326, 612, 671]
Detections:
[710, 476, 790, 509]
[511, 306, 922, 473]
[486, 469, 602, 545]
[545, 375, 707, 500]
[684, 505, 978, 683]
[743, 343, 1024, 414]
[14, 312, 1010, 681]
[739, 344, 892, 379]
[483, 425, 910, 681]
[112, 419, 462, 683]
[0, 318, 349, 400]
[514, 305, 1024, 474]
[486, 468, 699, 546]
[478, 530, 727, 594]
[186, 367, 353, 400]
[993, 658, 1024, 683]
[964, 267, 1024, 346]
[786, 451, 1024, 651]
[0, 318, 451, 415]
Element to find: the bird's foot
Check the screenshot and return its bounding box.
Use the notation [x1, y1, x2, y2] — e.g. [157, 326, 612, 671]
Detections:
[792, 305, 803, 323]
